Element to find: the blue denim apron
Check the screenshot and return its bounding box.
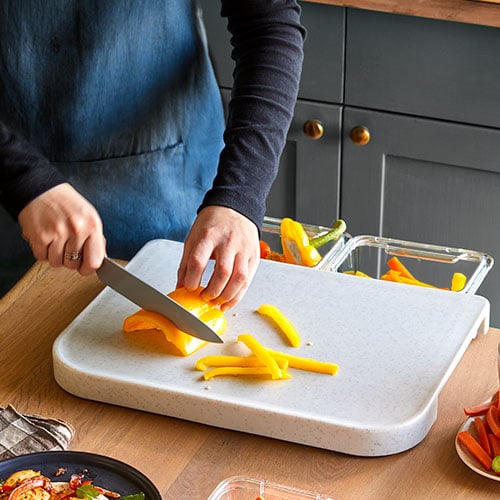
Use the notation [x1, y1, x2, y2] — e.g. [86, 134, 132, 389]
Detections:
[0, 0, 224, 293]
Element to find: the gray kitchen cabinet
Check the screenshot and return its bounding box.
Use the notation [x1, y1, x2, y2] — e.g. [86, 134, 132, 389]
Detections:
[266, 99, 341, 225]
[341, 107, 500, 323]
[199, 1, 345, 103]
[345, 8, 500, 129]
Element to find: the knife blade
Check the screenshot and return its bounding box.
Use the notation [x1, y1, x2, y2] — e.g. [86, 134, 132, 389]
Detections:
[96, 257, 224, 343]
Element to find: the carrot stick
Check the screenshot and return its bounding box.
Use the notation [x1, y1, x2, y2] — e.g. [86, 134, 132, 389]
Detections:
[474, 417, 493, 457]
[465, 398, 499, 417]
[486, 406, 500, 438]
[489, 433, 500, 458]
[387, 256, 416, 280]
[486, 405, 500, 438]
[457, 431, 493, 471]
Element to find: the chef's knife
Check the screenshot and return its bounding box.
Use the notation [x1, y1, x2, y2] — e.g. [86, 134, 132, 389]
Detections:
[97, 257, 224, 343]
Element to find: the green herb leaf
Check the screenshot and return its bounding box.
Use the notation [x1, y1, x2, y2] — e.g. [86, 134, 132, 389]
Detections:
[122, 494, 146, 500]
[76, 484, 101, 499]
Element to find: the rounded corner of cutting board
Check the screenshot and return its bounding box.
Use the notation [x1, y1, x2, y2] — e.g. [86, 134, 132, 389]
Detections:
[52, 335, 106, 400]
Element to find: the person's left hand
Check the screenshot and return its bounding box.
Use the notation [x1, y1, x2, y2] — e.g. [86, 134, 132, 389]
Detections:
[177, 206, 260, 311]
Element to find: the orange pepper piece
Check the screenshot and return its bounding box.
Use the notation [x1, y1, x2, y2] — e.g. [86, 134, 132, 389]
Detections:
[123, 286, 226, 356]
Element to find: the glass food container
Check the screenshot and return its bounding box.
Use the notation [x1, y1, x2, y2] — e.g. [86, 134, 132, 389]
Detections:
[207, 476, 337, 500]
[325, 234, 493, 294]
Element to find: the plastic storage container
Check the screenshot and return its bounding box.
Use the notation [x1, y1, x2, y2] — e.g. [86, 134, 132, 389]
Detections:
[261, 216, 350, 271]
[325, 234, 493, 294]
[207, 476, 337, 500]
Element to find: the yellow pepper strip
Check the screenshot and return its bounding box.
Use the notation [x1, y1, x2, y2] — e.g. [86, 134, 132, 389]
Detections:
[237, 334, 283, 379]
[280, 217, 322, 267]
[266, 349, 339, 375]
[343, 270, 373, 278]
[381, 270, 446, 289]
[451, 272, 467, 292]
[257, 304, 301, 347]
[196, 354, 289, 371]
[123, 286, 226, 356]
[196, 355, 262, 371]
[203, 366, 292, 381]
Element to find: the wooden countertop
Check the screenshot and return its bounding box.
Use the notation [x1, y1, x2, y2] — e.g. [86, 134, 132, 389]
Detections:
[303, 0, 500, 29]
[1, 261, 500, 499]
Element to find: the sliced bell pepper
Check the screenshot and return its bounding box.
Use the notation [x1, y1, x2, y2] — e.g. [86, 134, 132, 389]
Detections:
[451, 272, 467, 292]
[196, 354, 289, 371]
[265, 348, 339, 375]
[237, 333, 284, 379]
[343, 270, 373, 278]
[280, 217, 322, 267]
[381, 270, 442, 289]
[123, 286, 226, 356]
[309, 219, 347, 249]
[196, 354, 266, 371]
[203, 366, 292, 381]
[257, 303, 301, 347]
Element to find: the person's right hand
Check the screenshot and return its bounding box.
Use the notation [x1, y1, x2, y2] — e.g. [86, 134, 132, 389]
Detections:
[18, 183, 106, 275]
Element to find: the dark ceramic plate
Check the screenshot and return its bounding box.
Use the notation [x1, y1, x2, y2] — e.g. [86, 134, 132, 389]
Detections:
[0, 450, 161, 498]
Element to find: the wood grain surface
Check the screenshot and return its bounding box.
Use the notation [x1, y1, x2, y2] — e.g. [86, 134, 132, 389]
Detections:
[304, 0, 500, 29]
[1, 261, 500, 499]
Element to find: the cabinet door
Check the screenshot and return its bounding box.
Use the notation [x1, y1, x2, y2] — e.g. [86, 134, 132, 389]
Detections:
[346, 8, 500, 129]
[268, 99, 341, 226]
[219, 90, 341, 226]
[198, 0, 345, 104]
[341, 107, 500, 325]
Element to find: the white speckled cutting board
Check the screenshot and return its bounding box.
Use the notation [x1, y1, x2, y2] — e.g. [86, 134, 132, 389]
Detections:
[53, 239, 490, 456]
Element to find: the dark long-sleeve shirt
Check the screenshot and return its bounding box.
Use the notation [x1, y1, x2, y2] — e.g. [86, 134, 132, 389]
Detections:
[0, 0, 305, 243]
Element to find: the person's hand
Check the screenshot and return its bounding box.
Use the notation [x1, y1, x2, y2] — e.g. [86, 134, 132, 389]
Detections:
[18, 183, 106, 275]
[177, 206, 260, 311]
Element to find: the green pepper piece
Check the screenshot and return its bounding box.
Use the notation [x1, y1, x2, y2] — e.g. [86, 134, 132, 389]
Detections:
[309, 219, 347, 249]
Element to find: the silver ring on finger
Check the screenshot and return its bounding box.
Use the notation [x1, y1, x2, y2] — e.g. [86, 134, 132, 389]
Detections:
[64, 250, 82, 261]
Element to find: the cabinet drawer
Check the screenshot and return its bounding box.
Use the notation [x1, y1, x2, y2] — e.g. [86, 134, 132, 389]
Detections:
[199, 1, 345, 104]
[345, 8, 500, 128]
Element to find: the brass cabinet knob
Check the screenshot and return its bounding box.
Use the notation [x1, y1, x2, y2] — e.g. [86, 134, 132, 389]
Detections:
[350, 126, 370, 146]
[303, 120, 324, 140]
